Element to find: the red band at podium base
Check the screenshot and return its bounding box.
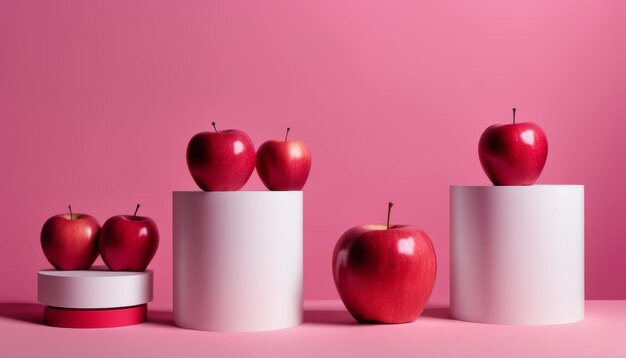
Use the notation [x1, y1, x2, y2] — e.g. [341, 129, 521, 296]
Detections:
[44, 304, 147, 328]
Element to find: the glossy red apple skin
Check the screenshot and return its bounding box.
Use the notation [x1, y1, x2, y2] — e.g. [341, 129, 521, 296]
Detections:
[99, 215, 159, 271]
[332, 225, 437, 324]
[40, 214, 100, 270]
[256, 140, 311, 190]
[478, 122, 548, 186]
[186, 129, 256, 191]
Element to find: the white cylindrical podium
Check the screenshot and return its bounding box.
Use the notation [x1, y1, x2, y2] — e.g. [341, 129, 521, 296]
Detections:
[37, 267, 153, 328]
[38, 269, 153, 309]
[173, 191, 303, 332]
[450, 185, 584, 325]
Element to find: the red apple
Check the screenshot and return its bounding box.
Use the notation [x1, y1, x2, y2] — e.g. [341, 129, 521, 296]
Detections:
[256, 128, 312, 190]
[186, 122, 256, 191]
[478, 108, 548, 185]
[40, 205, 100, 270]
[332, 203, 437, 324]
[99, 204, 159, 272]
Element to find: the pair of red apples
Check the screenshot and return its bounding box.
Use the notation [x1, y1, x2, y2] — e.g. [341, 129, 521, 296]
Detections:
[186, 123, 312, 191]
[41, 205, 159, 272]
[333, 109, 548, 324]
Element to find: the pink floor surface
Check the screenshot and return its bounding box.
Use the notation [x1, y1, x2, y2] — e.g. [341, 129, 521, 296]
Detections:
[1, 300, 624, 357]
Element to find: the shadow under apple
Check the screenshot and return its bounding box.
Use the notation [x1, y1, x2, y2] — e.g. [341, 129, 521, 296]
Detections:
[304, 305, 451, 325]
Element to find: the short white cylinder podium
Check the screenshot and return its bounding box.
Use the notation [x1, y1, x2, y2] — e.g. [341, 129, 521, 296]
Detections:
[173, 191, 303, 332]
[450, 185, 584, 325]
[38, 269, 153, 309]
[37, 268, 153, 328]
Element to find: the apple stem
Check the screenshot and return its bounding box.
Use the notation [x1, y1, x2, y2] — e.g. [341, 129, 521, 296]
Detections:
[68, 205, 73, 220]
[212, 122, 218, 133]
[285, 127, 290, 141]
[513, 108, 516, 124]
[133, 204, 140, 220]
[387, 202, 394, 230]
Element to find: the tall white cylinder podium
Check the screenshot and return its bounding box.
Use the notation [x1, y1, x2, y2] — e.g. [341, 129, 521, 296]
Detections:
[173, 191, 303, 332]
[450, 185, 584, 325]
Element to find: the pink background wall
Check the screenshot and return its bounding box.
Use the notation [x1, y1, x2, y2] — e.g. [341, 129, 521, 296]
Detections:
[1, 1, 624, 308]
